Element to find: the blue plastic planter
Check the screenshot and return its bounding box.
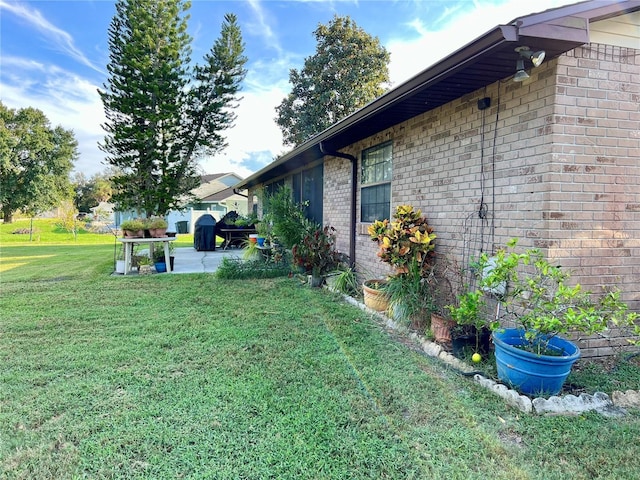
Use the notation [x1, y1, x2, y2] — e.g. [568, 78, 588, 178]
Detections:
[493, 328, 581, 396]
[154, 262, 167, 273]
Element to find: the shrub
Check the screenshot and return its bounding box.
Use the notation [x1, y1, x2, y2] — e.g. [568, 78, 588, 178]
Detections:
[215, 257, 291, 280]
[292, 226, 342, 277]
[368, 204, 436, 275]
[262, 186, 316, 249]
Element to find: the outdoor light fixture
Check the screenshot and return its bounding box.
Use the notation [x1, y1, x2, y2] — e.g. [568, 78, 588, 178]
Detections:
[513, 46, 546, 82]
[516, 46, 546, 67]
[513, 59, 529, 82]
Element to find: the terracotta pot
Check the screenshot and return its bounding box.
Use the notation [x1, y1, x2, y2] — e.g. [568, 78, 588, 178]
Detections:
[149, 228, 168, 238]
[430, 312, 456, 344]
[363, 280, 389, 312]
[124, 229, 144, 238]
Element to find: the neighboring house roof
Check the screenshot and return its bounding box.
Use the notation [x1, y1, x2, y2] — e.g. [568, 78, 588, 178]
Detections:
[90, 201, 114, 213]
[236, 0, 640, 190]
[201, 186, 246, 203]
[192, 172, 246, 202]
[200, 173, 228, 183]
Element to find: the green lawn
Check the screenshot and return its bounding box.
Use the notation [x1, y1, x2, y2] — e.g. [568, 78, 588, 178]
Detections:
[2, 220, 640, 479]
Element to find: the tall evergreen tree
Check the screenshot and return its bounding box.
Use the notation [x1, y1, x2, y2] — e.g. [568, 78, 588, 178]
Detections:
[275, 15, 390, 147]
[99, 0, 247, 217]
[0, 102, 76, 223]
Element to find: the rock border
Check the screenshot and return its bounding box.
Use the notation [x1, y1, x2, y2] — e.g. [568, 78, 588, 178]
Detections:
[340, 292, 640, 416]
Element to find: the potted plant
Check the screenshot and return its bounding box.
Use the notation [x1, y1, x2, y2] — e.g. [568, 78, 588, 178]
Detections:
[152, 248, 168, 273]
[368, 204, 436, 275]
[366, 204, 436, 317]
[292, 225, 342, 287]
[470, 238, 638, 396]
[146, 217, 168, 238]
[255, 219, 272, 247]
[136, 255, 153, 275]
[446, 289, 495, 359]
[362, 279, 389, 312]
[120, 218, 146, 238]
[428, 260, 458, 345]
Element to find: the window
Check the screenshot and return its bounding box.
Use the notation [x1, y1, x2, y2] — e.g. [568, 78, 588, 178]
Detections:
[292, 163, 323, 224]
[361, 141, 392, 222]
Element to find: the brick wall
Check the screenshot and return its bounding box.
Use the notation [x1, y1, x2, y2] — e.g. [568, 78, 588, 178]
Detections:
[321, 43, 640, 356]
[323, 156, 352, 256]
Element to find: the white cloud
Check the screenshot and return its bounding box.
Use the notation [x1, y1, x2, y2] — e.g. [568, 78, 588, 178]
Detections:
[200, 85, 287, 177]
[0, 0, 103, 73]
[1, 59, 107, 174]
[246, 0, 283, 55]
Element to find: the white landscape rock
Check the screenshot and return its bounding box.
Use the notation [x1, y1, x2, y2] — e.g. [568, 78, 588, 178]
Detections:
[612, 390, 640, 409]
[474, 375, 533, 413]
[531, 392, 628, 416]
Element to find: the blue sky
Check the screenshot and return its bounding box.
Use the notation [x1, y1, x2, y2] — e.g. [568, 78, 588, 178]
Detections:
[0, 0, 575, 178]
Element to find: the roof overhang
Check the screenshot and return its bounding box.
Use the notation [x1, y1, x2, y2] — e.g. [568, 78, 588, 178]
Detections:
[236, 0, 640, 190]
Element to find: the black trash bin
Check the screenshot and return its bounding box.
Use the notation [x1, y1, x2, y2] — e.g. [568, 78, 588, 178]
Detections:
[194, 215, 217, 251]
[176, 220, 188, 234]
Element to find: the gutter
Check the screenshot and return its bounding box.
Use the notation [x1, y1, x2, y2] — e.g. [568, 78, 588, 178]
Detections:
[319, 142, 357, 268]
[232, 188, 248, 198]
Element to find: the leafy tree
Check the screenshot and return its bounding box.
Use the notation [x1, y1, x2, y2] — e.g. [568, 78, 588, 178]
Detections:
[0, 102, 76, 223]
[275, 15, 390, 147]
[73, 171, 114, 213]
[99, 0, 247, 217]
[57, 199, 80, 239]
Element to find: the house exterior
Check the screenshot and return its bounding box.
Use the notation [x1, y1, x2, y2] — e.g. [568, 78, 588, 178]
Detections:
[235, 0, 640, 356]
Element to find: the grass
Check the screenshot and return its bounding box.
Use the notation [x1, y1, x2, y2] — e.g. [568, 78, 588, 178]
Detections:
[2, 219, 640, 478]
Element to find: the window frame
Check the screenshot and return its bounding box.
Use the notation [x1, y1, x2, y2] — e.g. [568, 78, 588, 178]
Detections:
[360, 141, 392, 223]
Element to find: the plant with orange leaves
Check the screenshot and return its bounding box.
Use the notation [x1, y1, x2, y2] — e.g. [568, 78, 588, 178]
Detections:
[367, 205, 436, 275]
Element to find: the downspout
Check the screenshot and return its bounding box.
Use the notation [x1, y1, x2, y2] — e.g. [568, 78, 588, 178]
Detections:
[319, 142, 357, 268]
[232, 189, 248, 198]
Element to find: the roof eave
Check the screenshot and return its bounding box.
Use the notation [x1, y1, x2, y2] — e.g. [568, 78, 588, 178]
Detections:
[235, 26, 518, 190]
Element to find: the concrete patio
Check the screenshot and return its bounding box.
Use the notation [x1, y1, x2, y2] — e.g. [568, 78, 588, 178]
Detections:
[170, 247, 242, 274]
[113, 246, 243, 275]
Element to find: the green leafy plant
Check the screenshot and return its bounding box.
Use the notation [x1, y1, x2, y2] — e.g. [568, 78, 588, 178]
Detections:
[329, 264, 359, 296]
[368, 204, 436, 275]
[384, 258, 434, 331]
[214, 256, 291, 279]
[145, 217, 168, 229]
[255, 220, 272, 239]
[242, 238, 261, 260]
[152, 243, 174, 263]
[136, 255, 153, 266]
[471, 239, 639, 354]
[261, 186, 316, 249]
[233, 213, 257, 228]
[120, 218, 146, 232]
[446, 289, 497, 352]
